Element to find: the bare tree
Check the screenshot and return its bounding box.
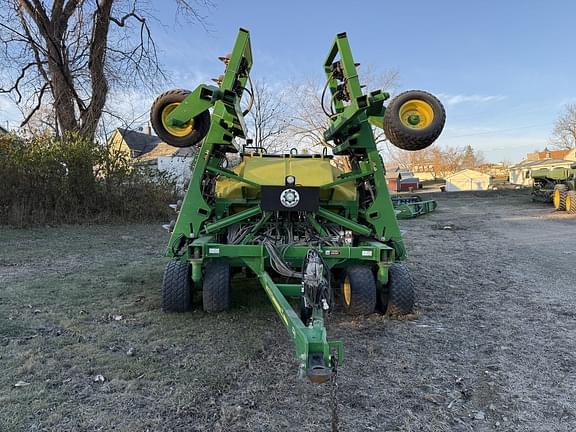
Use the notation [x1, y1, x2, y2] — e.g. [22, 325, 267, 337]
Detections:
[286, 68, 400, 152]
[285, 78, 330, 151]
[386, 144, 485, 179]
[283, 69, 398, 172]
[0, 0, 210, 140]
[460, 144, 486, 169]
[550, 103, 576, 149]
[21, 103, 58, 135]
[244, 79, 290, 152]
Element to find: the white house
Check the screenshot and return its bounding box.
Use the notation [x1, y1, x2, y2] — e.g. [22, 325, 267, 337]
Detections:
[444, 169, 493, 192]
[137, 143, 196, 190]
[107, 127, 196, 190]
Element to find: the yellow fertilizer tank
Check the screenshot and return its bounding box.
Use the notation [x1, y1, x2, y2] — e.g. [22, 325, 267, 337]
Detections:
[215, 154, 357, 202]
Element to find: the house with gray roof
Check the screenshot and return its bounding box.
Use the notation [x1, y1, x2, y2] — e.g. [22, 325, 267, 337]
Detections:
[107, 126, 197, 190]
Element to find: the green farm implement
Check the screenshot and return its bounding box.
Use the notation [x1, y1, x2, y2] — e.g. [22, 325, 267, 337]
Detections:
[391, 195, 438, 219]
[531, 165, 576, 213]
[150, 28, 446, 382]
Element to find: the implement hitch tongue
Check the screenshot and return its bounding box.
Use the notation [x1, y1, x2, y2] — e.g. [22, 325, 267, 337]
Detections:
[302, 249, 335, 384]
[307, 352, 333, 384]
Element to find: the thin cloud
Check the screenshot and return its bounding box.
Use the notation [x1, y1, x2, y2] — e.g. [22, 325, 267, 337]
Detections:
[437, 93, 507, 106]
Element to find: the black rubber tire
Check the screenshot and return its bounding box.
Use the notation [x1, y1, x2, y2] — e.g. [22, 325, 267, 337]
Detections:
[383, 90, 446, 151]
[202, 260, 231, 313]
[384, 264, 415, 316]
[162, 259, 193, 312]
[566, 190, 576, 214]
[553, 184, 568, 211]
[150, 89, 210, 148]
[340, 265, 377, 316]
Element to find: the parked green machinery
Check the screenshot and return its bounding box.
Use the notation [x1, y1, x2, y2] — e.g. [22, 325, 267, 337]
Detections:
[149, 29, 446, 382]
[531, 165, 576, 213]
[391, 195, 438, 219]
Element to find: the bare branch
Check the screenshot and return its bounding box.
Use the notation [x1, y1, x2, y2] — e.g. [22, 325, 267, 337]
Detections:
[20, 81, 48, 126]
[0, 62, 38, 102]
[550, 104, 576, 149]
[0, 0, 211, 139]
[110, 11, 144, 28]
[245, 79, 291, 152]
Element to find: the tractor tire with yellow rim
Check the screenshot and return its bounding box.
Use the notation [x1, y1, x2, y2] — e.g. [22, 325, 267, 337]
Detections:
[150, 89, 210, 148]
[339, 265, 377, 316]
[383, 90, 446, 151]
[566, 190, 576, 214]
[553, 184, 568, 211]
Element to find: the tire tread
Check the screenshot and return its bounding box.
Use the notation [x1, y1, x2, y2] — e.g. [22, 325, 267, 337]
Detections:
[554, 184, 568, 211]
[162, 260, 192, 312]
[567, 190, 576, 214]
[342, 265, 376, 315]
[150, 89, 210, 148]
[383, 90, 446, 151]
[386, 264, 415, 316]
[203, 260, 231, 313]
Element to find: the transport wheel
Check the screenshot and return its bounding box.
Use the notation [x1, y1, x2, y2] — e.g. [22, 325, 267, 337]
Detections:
[553, 185, 568, 211]
[566, 190, 576, 214]
[150, 89, 210, 148]
[383, 90, 446, 151]
[383, 264, 415, 316]
[162, 259, 193, 312]
[340, 265, 377, 315]
[203, 260, 231, 313]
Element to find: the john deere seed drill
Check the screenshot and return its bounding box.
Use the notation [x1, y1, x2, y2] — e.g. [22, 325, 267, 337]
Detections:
[150, 29, 445, 382]
[531, 165, 576, 213]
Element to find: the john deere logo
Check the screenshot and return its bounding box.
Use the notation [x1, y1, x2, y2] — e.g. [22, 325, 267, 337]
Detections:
[280, 188, 300, 208]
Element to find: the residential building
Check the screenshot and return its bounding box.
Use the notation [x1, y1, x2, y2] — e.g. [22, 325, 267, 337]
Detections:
[107, 126, 196, 190]
[386, 168, 420, 192]
[526, 148, 571, 161]
[107, 126, 162, 158]
[509, 148, 576, 186]
[137, 144, 196, 190]
[444, 169, 493, 192]
[477, 163, 509, 180]
[410, 162, 443, 181]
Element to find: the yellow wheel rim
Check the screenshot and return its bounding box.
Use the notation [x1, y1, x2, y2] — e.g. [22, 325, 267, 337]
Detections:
[161, 103, 194, 137]
[553, 189, 561, 209]
[566, 194, 572, 212]
[399, 99, 434, 129]
[343, 276, 351, 306]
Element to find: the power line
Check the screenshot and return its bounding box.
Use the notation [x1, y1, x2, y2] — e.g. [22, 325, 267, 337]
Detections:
[441, 122, 552, 139]
[445, 100, 564, 123]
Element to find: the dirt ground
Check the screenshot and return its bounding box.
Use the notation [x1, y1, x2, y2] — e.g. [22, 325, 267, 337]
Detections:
[1, 190, 575, 431]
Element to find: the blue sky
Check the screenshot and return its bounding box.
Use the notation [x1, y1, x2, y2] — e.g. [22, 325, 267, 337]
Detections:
[2, 0, 575, 163]
[150, 0, 576, 163]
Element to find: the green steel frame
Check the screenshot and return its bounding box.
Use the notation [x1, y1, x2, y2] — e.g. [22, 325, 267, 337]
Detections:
[159, 29, 410, 380]
[322, 33, 406, 259]
[391, 195, 438, 219]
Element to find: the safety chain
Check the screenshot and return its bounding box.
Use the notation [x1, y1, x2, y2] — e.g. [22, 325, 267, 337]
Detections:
[330, 350, 340, 432]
